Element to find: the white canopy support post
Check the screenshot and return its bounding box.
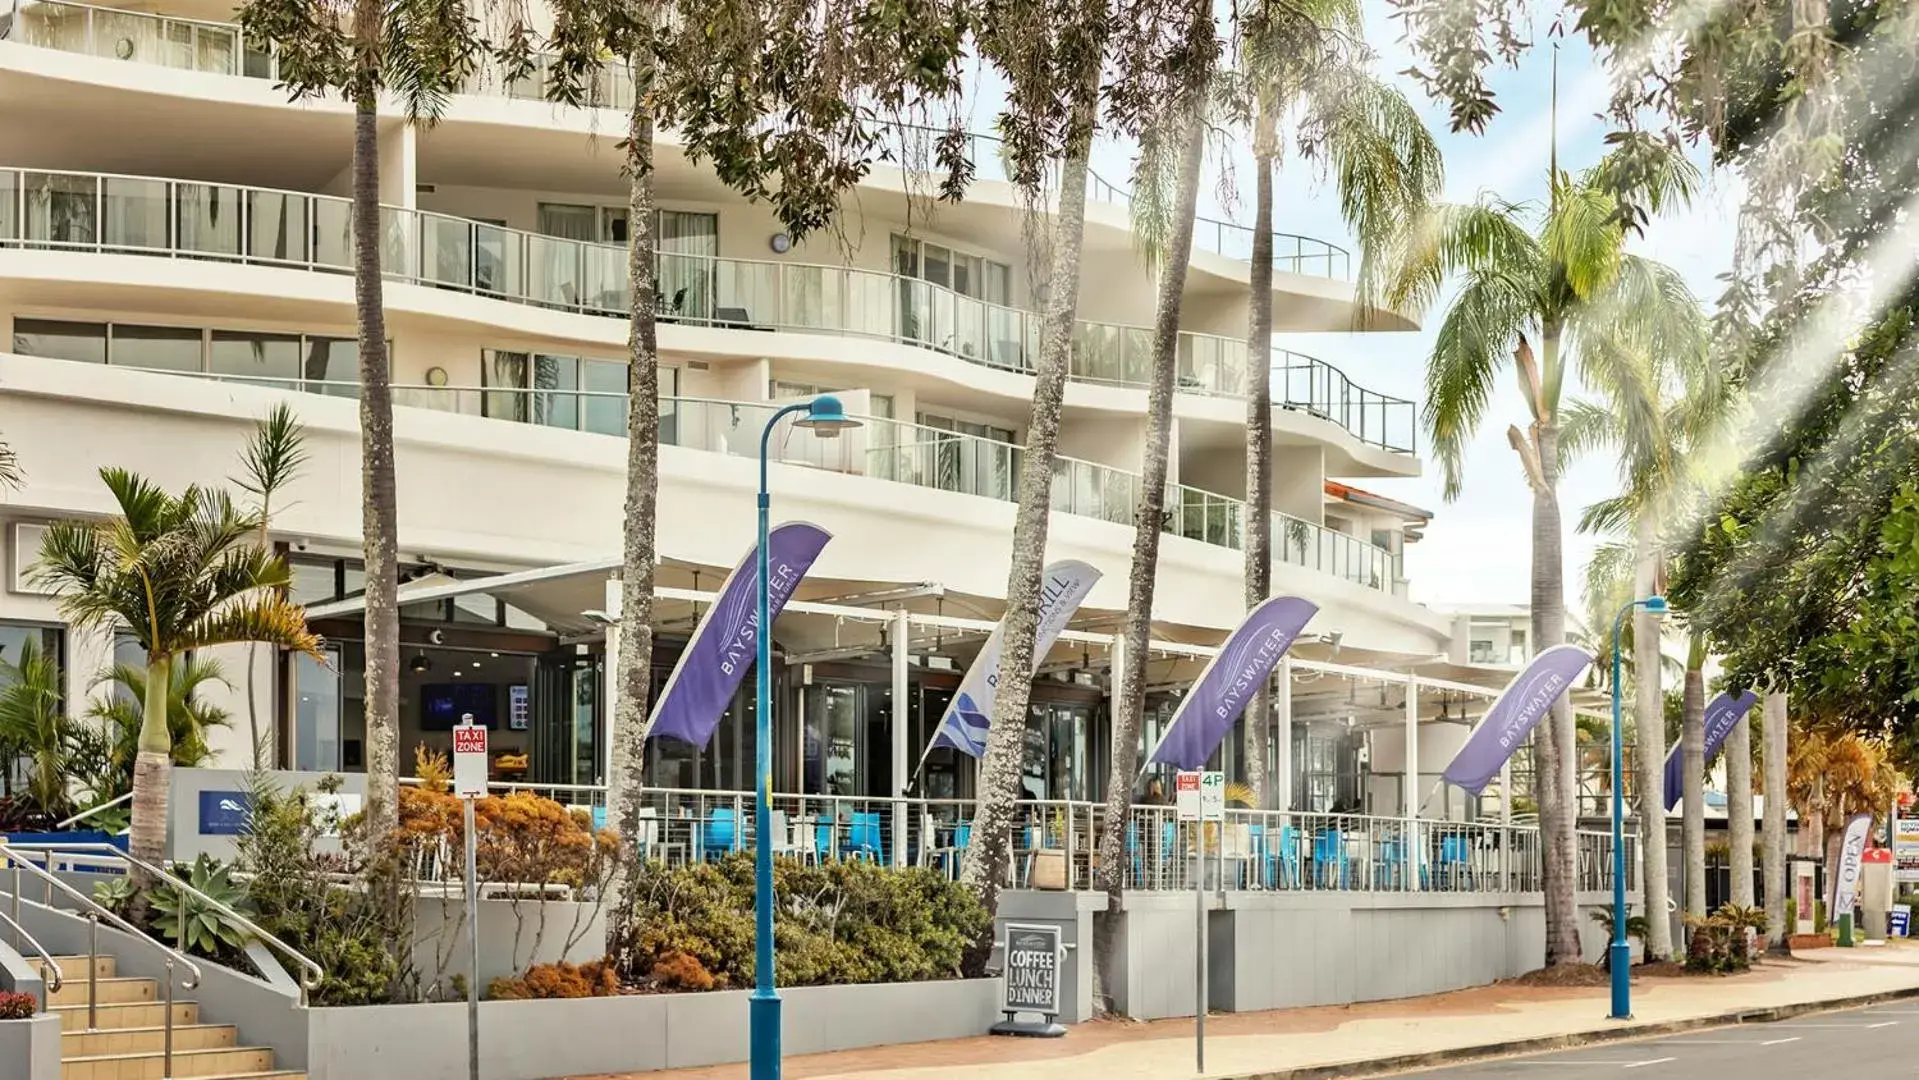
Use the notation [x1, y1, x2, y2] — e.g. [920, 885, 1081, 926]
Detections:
[1405, 676, 1420, 892]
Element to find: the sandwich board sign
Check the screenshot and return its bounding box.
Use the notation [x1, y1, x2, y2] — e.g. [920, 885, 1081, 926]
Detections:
[990, 923, 1066, 1038]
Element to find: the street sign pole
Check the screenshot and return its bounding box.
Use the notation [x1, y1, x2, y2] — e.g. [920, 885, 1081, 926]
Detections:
[1177, 771, 1223, 1074]
[453, 715, 488, 1080]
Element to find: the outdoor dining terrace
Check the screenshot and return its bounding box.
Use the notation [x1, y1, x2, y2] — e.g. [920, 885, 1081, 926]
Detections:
[468, 783, 1634, 897]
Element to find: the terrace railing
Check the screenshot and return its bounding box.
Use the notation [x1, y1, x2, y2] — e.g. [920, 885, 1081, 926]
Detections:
[0, 165, 1414, 453]
[423, 781, 1632, 897]
[4, 2, 1356, 283]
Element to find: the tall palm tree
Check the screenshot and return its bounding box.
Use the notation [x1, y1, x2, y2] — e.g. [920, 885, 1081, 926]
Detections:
[33, 470, 323, 878]
[1562, 312, 1718, 960]
[1229, 0, 1441, 807]
[236, 0, 492, 843]
[1762, 688, 1788, 949]
[233, 404, 309, 768]
[1385, 144, 1701, 965]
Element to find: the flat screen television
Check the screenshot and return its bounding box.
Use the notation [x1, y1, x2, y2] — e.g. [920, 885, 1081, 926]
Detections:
[421, 683, 497, 730]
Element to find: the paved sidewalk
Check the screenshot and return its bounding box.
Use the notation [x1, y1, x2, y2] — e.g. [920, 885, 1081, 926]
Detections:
[571, 943, 1919, 1080]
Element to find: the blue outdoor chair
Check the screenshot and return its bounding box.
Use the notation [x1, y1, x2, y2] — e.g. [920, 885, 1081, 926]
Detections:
[1314, 829, 1348, 888]
[1439, 835, 1473, 890]
[849, 811, 885, 863]
[1257, 824, 1299, 889]
[701, 808, 738, 860]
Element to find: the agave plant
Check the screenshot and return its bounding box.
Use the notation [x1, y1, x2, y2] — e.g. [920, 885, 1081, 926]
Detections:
[150, 854, 255, 957]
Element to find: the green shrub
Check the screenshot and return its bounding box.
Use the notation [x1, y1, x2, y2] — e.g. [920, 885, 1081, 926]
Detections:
[623, 854, 988, 990]
[1785, 897, 1798, 934]
[151, 855, 255, 958]
[1814, 898, 1828, 934]
[1685, 904, 1763, 974]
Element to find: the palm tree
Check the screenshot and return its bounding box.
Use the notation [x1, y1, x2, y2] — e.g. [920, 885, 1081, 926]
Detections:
[86, 658, 235, 798]
[1761, 689, 1788, 949]
[1230, 6, 1441, 806]
[0, 638, 68, 816]
[0, 434, 20, 490]
[236, 0, 494, 843]
[32, 469, 323, 878]
[1385, 141, 1701, 965]
[233, 404, 309, 769]
[1563, 335, 1717, 959]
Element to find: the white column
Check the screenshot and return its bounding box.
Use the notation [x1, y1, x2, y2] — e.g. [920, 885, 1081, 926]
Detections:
[378, 121, 419, 209]
[1274, 658, 1293, 813]
[891, 609, 911, 868]
[1404, 676, 1421, 891]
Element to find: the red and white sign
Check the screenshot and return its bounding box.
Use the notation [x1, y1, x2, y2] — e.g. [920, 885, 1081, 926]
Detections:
[453, 721, 488, 799]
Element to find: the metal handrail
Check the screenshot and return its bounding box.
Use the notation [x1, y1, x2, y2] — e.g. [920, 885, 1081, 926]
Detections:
[7, 843, 325, 1000]
[0, 844, 198, 1070]
[0, 904, 64, 1002]
[54, 791, 132, 831]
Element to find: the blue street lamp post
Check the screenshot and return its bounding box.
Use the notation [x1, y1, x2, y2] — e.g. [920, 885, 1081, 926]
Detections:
[1608, 593, 1667, 1020]
[752, 395, 858, 1080]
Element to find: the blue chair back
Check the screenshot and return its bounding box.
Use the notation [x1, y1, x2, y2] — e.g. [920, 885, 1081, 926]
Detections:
[1441, 835, 1470, 864]
[1314, 829, 1343, 863]
[954, 822, 972, 848]
[704, 808, 737, 853]
[850, 811, 883, 853]
[590, 807, 608, 832]
[1279, 825, 1299, 860]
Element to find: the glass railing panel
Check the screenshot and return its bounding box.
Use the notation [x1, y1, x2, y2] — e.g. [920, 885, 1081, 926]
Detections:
[525, 233, 582, 308]
[419, 213, 474, 290]
[99, 176, 169, 251]
[951, 293, 986, 365]
[897, 277, 934, 349]
[245, 190, 308, 264]
[710, 257, 778, 328]
[0, 170, 15, 242]
[473, 223, 521, 299]
[581, 244, 626, 315]
[187, 20, 240, 74]
[311, 197, 352, 268]
[983, 305, 1031, 372]
[839, 268, 897, 339]
[176, 182, 242, 257]
[776, 263, 834, 332]
[378, 206, 415, 279]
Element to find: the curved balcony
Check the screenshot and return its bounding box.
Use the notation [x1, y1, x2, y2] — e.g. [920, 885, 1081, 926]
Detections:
[0, 0, 1354, 284]
[0, 165, 1418, 455]
[134, 369, 1402, 592]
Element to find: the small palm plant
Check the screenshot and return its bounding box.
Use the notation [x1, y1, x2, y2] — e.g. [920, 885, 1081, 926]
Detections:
[0, 637, 72, 817]
[32, 468, 324, 880]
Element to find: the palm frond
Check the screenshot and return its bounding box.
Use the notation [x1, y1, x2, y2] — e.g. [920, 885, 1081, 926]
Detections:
[234, 403, 310, 508]
[1578, 494, 1637, 537]
[1423, 268, 1537, 499]
[0, 434, 21, 491]
[1557, 397, 1620, 471]
[177, 594, 325, 659]
[1383, 196, 1543, 317]
[1544, 177, 1626, 302]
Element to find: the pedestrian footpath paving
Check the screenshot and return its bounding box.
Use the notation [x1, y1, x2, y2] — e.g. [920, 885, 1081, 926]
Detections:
[571, 943, 1919, 1080]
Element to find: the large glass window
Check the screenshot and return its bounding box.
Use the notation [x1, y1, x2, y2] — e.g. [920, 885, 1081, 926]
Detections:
[211, 330, 302, 385]
[302, 336, 359, 396]
[111, 323, 202, 372]
[0, 622, 64, 699]
[482, 350, 676, 436]
[23, 172, 98, 245]
[891, 234, 1012, 303]
[12, 318, 106, 364]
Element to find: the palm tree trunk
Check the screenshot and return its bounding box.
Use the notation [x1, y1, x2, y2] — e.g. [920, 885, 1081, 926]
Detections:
[1529, 367, 1579, 965]
[1632, 514, 1671, 960]
[1094, 109, 1206, 1015]
[351, 51, 400, 842]
[129, 655, 174, 887]
[962, 89, 1096, 919]
[1681, 636, 1706, 919]
[1726, 712, 1755, 909]
[1241, 104, 1277, 810]
[606, 47, 661, 969]
[1762, 689, 1788, 950]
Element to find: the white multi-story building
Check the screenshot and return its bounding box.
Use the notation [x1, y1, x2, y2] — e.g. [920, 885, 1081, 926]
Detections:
[0, 0, 1524, 821]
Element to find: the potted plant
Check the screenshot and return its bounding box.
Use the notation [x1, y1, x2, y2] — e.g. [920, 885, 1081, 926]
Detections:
[0, 989, 59, 1080]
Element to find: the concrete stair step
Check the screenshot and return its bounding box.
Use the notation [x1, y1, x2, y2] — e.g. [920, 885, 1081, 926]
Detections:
[61, 1044, 276, 1079]
[49, 976, 156, 1007]
[51, 1001, 199, 1031]
[48, 954, 117, 979]
[61, 1023, 238, 1056]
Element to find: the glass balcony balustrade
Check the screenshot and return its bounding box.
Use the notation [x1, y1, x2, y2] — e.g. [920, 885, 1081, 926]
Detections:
[0, 166, 1417, 454]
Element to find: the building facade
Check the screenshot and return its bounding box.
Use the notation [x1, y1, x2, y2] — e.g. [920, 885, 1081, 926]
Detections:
[0, 0, 1527, 820]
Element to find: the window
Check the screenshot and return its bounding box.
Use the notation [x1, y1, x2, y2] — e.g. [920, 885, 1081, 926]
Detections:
[0, 622, 64, 701]
[1469, 639, 1497, 664]
[482, 350, 676, 436]
[919, 411, 1017, 499]
[111, 323, 202, 373]
[1509, 630, 1528, 664]
[13, 318, 106, 364]
[890, 234, 1012, 304]
[293, 644, 344, 772]
[11, 523, 53, 596]
[211, 330, 302, 385]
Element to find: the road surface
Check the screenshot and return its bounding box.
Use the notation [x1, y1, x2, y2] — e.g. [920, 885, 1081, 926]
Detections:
[1394, 1000, 1919, 1079]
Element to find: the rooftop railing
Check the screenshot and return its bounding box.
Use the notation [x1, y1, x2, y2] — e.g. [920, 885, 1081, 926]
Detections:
[3, 0, 1356, 284]
[0, 165, 1416, 453]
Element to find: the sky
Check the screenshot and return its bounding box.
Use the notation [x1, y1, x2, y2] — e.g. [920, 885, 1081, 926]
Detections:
[1080, 7, 1742, 610]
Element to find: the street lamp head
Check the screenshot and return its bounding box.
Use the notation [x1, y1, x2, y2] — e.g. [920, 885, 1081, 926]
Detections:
[1643, 595, 1669, 618]
[794, 394, 861, 439]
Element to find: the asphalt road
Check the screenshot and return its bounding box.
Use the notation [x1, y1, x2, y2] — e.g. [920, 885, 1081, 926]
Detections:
[1394, 1000, 1919, 1079]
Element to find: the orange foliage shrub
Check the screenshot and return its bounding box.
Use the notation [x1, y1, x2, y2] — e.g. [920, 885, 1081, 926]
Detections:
[398, 747, 614, 887]
[487, 959, 621, 1000]
[649, 951, 716, 992]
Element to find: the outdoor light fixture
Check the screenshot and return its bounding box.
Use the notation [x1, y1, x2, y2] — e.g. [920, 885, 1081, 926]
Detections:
[751, 395, 863, 1080]
[410, 653, 432, 674]
[1606, 593, 1667, 1021]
